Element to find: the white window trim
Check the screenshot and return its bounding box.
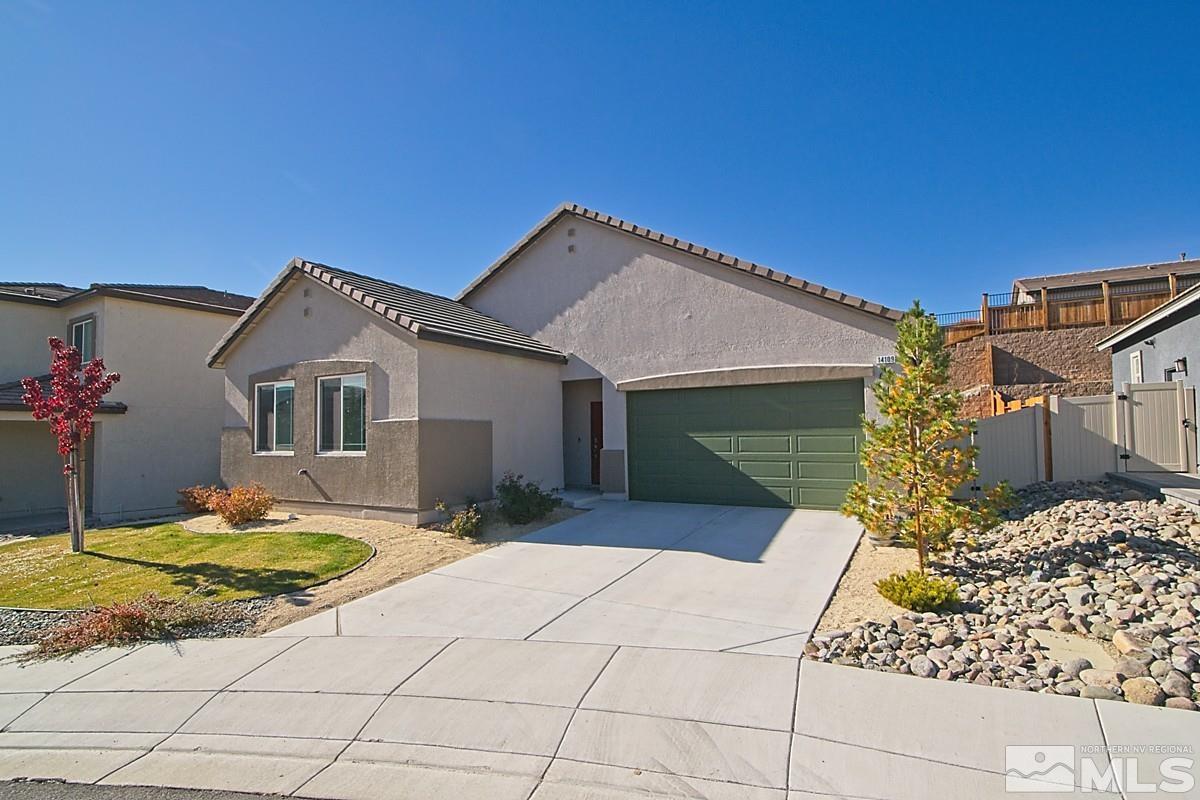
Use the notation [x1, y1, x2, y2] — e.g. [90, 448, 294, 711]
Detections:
[254, 380, 295, 455]
[317, 372, 367, 456]
[1130, 350, 1144, 384]
[71, 318, 95, 362]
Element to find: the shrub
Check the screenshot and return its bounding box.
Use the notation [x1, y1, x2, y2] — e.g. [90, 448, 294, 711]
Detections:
[16, 593, 233, 661]
[178, 485, 221, 514]
[208, 484, 275, 527]
[495, 471, 561, 524]
[434, 500, 484, 539]
[876, 570, 960, 613]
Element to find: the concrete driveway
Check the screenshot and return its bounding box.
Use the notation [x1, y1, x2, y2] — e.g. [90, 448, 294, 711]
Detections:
[1, 501, 1195, 799]
[269, 501, 860, 653]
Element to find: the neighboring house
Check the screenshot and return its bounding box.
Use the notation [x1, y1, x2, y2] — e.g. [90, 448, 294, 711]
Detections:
[0, 282, 253, 527]
[1012, 256, 1200, 303]
[211, 203, 899, 520]
[1097, 282, 1200, 396]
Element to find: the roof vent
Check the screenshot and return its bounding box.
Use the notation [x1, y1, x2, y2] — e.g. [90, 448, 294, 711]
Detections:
[1182, 252, 1188, 262]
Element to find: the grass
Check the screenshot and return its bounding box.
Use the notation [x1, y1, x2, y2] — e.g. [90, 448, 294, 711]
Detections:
[0, 522, 373, 609]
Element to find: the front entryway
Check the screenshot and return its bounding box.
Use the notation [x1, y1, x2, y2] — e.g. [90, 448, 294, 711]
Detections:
[562, 379, 603, 488]
[626, 379, 865, 509]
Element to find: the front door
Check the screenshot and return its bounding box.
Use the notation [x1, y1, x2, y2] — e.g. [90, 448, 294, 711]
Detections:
[590, 401, 603, 485]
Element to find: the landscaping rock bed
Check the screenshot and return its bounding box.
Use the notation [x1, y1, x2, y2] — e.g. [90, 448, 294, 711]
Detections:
[807, 480, 1200, 710]
[0, 597, 272, 648]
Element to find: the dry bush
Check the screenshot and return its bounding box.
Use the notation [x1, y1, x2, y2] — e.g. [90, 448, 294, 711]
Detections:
[208, 484, 276, 526]
[15, 594, 236, 661]
[178, 485, 222, 514]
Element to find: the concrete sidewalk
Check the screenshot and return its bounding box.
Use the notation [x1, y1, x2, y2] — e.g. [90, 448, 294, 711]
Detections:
[1, 639, 1196, 799]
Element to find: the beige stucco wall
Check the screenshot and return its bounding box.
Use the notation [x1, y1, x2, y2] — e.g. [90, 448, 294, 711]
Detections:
[0, 302, 66, 384]
[220, 274, 419, 428]
[463, 217, 898, 488]
[416, 340, 564, 490]
[89, 297, 235, 521]
[0, 421, 92, 520]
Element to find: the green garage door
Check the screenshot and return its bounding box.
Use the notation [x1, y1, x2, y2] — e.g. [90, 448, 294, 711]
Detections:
[627, 380, 865, 509]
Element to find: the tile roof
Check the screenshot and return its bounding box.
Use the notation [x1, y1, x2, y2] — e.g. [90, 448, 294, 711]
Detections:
[0, 283, 82, 302]
[1013, 258, 1200, 292]
[208, 259, 567, 367]
[0, 375, 127, 414]
[456, 202, 903, 322]
[0, 281, 253, 314]
[86, 284, 255, 312]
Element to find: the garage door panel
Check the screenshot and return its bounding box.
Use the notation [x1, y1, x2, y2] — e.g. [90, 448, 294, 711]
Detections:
[798, 461, 858, 480]
[736, 435, 792, 453]
[795, 434, 858, 454]
[737, 460, 793, 479]
[693, 435, 734, 454]
[797, 487, 853, 509]
[627, 379, 865, 510]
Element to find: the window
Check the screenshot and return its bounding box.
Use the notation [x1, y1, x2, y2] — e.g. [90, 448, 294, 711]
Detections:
[1130, 351, 1144, 384]
[70, 318, 95, 363]
[318, 373, 366, 453]
[254, 381, 294, 453]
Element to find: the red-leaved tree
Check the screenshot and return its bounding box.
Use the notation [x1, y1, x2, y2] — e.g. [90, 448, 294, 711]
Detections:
[22, 337, 120, 553]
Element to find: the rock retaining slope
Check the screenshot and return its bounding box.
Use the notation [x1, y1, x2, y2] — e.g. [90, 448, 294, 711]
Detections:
[808, 480, 1200, 710]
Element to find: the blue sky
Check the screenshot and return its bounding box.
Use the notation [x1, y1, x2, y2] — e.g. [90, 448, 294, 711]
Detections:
[2, 2, 1198, 314]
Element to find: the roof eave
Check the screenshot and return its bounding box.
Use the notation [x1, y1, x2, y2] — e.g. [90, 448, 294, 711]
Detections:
[415, 327, 568, 364]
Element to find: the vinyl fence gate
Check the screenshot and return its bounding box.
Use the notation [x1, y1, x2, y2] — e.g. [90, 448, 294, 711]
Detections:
[965, 382, 1197, 491]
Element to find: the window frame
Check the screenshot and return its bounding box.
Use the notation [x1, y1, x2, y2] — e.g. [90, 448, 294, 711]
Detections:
[1130, 350, 1144, 384]
[68, 315, 96, 364]
[253, 379, 296, 455]
[316, 372, 367, 456]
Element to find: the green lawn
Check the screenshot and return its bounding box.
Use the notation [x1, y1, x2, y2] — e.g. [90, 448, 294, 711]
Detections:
[0, 523, 373, 609]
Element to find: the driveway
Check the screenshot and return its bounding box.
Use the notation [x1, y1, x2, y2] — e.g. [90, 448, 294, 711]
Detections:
[270, 501, 860, 653]
[0, 502, 1195, 799]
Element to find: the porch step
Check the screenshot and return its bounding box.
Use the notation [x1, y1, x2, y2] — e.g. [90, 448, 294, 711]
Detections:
[1107, 472, 1200, 512]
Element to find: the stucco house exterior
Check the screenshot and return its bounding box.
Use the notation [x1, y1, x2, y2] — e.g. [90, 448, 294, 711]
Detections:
[1097, 282, 1200, 397]
[210, 204, 900, 521]
[0, 282, 253, 528]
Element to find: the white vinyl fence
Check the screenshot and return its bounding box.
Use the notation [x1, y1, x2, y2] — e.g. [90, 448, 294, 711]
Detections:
[964, 382, 1197, 492]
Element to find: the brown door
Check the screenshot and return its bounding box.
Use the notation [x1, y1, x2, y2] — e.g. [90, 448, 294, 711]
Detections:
[590, 401, 603, 485]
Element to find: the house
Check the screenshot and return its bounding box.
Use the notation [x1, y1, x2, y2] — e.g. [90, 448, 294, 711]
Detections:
[209, 204, 900, 521]
[1096, 282, 1200, 396]
[1012, 256, 1200, 304]
[0, 282, 253, 528]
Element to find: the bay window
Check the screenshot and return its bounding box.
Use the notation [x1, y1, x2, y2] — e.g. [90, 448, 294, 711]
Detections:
[254, 380, 294, 453]
[318, 373, 366, 453]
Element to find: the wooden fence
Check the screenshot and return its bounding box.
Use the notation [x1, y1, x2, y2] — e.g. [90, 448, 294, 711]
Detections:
[939, 274, 1199, 345]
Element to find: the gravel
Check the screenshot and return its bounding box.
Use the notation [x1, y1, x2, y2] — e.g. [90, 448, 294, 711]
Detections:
[0, 597, 273, 648]
[807, 480, 1200, 710]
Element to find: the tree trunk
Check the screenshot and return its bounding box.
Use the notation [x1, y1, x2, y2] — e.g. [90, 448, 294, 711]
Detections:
[67, 448, 84, 553]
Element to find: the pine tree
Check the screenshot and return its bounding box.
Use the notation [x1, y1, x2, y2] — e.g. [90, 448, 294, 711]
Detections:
[842, 301, 1006, 571]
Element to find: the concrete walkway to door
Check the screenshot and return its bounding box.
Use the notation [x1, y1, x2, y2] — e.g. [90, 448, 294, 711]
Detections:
[268, 501, 859, 653]
[1, 502, 1196, 799]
